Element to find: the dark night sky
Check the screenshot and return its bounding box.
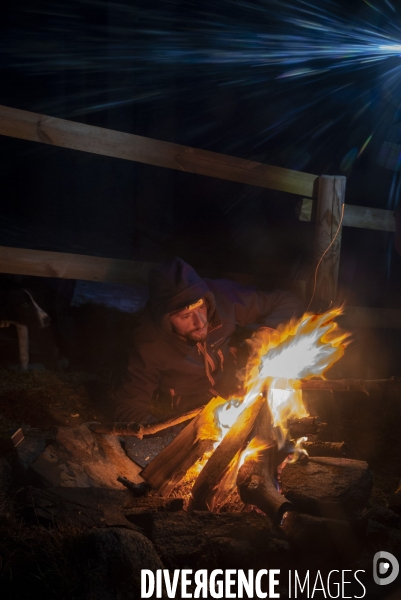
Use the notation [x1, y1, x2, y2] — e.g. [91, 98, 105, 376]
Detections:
[1, 0, 401, 307]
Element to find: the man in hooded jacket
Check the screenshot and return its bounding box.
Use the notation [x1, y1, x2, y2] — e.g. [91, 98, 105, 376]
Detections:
[114, 257, 304, 424]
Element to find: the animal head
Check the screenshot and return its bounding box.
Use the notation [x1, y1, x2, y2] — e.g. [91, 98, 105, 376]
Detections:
[0, 286, 50, 329]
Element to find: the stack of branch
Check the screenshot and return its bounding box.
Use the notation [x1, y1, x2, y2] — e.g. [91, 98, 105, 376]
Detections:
[141, 394, 293, 521]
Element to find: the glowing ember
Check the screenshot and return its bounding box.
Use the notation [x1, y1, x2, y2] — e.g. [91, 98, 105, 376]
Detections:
[185, 451, 213, 480]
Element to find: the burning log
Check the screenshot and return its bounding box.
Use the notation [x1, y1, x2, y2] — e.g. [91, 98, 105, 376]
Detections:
[141, 396, 227, 496]
[187, 395, 266, 511]
[303, 441, 348, 457]
[300, 378, 401, 393]
[87, 407, 204, 438]
[236, 401, 294, 522]
[288, 416, 326, 438]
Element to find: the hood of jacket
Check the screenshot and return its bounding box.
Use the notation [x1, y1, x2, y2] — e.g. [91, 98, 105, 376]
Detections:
[148, 257, 216, 331]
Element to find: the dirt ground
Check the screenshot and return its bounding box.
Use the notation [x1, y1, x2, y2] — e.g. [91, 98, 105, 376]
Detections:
[0, 369, 113, 431]
[0, 302, 140, 429]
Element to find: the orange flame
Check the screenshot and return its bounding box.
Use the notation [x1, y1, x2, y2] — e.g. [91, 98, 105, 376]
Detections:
[245, 307, 349, 389]
[215, 307, 349, 448]
[238, 436, 272, 469]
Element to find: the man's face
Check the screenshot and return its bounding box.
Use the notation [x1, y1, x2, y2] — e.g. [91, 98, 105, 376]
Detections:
[170, 299, 208, 342]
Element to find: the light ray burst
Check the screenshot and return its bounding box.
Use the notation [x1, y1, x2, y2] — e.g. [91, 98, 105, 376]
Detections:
[3, 1, 401, 170]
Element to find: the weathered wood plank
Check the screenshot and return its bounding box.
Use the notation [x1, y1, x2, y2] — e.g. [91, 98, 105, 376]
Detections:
[0, 245, 303, 289]
[298, 198, 395, 232]
[297, 197, 315, 222]
[0, 245, 154, 284]
[0, 104, 318, 197]
[343, 205, 396, 231]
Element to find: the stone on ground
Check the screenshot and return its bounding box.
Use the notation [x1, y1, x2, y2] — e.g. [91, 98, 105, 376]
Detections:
[29, 424, 143, 488]
[281, 456, 373, 518]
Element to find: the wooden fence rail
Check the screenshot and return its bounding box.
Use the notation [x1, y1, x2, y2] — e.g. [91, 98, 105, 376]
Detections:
[0, 246, 154, 286]
[299, 199, 395, 232]
[0, 245, 400, 329]
[0, 104, 317, 198]
[0, 105, 395, 232]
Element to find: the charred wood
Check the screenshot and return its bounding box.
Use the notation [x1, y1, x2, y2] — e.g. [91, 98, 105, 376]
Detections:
[288, 416, 326, 438]
[236, 401, 293, 522]
[237, 468, 293, 523]
[303, 441, 348, 457]
[116, 476, 152, 497]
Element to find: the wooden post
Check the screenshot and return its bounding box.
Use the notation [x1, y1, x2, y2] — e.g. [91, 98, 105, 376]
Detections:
[310, 175, 346, 309]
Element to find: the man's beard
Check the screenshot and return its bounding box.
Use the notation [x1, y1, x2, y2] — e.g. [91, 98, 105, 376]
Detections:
[186, 324, 208, 342]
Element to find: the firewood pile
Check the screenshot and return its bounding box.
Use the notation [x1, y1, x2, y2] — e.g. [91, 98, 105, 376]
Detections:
[138, 390, 373, 521]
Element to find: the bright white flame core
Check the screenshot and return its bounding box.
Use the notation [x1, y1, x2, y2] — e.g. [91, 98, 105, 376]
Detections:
[214, 309, 348, 452]
[268, 386, 308, 430]
[217, 399, 243, 431]
[259, 312, 347, 382]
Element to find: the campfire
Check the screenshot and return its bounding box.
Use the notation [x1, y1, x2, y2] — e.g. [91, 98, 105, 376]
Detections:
[141, 308, 350, 520]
